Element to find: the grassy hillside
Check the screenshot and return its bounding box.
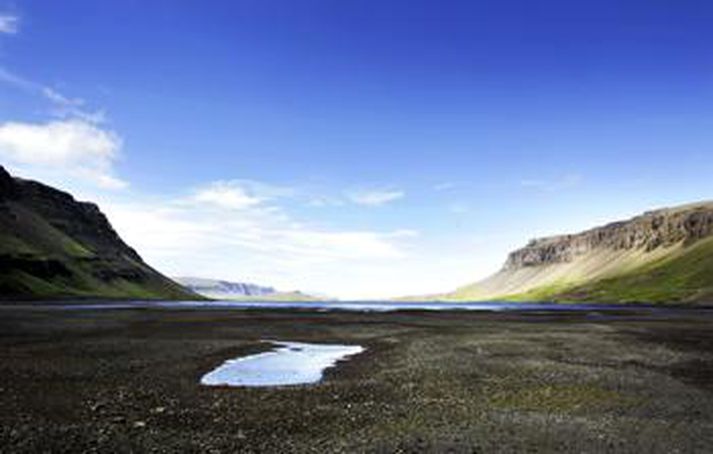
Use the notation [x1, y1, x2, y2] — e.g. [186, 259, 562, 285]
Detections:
[559, 236, 713, 303]
[448, 244, 679, 303]
[0, 167, 198, 300]
[444, 203, 713, 305]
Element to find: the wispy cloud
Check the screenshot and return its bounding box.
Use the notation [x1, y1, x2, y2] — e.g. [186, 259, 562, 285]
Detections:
[42, 87, 107, 124]
[0, 68, 34, 90]
[347, 188, 405, 206]
[101, 184, 419, 297]
[1, 68, 106, 124]
[0, 14, 19, 34]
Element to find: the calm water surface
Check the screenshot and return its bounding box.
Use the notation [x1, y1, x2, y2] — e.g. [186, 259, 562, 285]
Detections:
[201, 341, 364, 387]
[47, 300, 695, 313]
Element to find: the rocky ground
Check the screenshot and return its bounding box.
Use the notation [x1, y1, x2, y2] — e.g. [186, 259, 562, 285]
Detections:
[1, 305, 712, 453]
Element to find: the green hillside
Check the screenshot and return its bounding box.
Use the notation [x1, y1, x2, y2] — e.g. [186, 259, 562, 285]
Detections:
[443, 202, 713, 305]
[556, 236, 713, 303]
[0, 166, 198, 300]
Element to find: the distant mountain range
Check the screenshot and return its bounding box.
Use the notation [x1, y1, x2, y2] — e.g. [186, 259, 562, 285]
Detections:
[0, 166, 198, 300]
[175, 277, 320, 301]
[439, 201, 713, 304]
[175, 277, 275, 298]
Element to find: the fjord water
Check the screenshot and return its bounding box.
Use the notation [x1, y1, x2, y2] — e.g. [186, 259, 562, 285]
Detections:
[53, 300, 681, 313]
[200, 341, 365, 387]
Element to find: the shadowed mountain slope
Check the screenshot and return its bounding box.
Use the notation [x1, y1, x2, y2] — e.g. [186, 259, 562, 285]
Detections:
[0, 166, 198, 300]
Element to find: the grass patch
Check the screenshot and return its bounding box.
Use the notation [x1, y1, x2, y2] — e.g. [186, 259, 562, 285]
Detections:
[485, 383, 628, 412]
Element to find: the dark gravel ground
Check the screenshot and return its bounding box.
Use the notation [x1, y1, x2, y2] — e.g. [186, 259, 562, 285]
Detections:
[1, 305, 712, 453]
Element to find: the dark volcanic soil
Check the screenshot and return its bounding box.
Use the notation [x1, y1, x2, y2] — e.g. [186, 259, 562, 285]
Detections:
[1, 305, 713, 453]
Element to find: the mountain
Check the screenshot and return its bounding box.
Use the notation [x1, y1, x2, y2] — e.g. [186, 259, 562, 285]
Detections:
[0, 166, 198, 300]
[175, 277, 323, 301]
[175, 277, 275, 298]
[444, 201, 713, 304]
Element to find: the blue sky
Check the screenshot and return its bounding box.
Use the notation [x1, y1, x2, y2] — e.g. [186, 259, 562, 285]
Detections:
[1, 1, 712, 298]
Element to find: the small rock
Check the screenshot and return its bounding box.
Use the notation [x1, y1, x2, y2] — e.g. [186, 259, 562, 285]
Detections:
[89, 402, 105, 413]
[133, 421, 147, 429]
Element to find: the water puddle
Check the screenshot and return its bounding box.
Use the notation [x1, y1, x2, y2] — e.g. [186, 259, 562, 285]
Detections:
[200, 341, 365, 387]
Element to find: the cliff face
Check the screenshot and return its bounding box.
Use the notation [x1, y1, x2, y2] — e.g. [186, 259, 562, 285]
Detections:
[504, 203, 713, 270]
[176, 277, 276, 297]
[448, 202, 713, 304]
[175, 276, 321, 301]
[0, 166, 198, 300]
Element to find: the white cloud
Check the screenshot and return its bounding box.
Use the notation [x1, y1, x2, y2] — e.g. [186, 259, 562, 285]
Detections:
[0, 14, 19, 34]
[93, 181, 516, 299]
[0, 119, 127, 189]
[348, 188, 405, 206]
[100, 186, 421, 298]
[0, 69, 125, 189]
[191, 181, 263, 210]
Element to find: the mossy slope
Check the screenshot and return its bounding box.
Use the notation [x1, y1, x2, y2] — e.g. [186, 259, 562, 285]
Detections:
[0, 166, 198, 300]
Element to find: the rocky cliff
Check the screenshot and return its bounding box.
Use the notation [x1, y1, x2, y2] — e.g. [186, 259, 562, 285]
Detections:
[0, 165, 198, 300]
[447, 201, 713, 304]
[175, 276, 321, 301]
[175, 277, 275, 297]
[504, 203, 713, 270]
